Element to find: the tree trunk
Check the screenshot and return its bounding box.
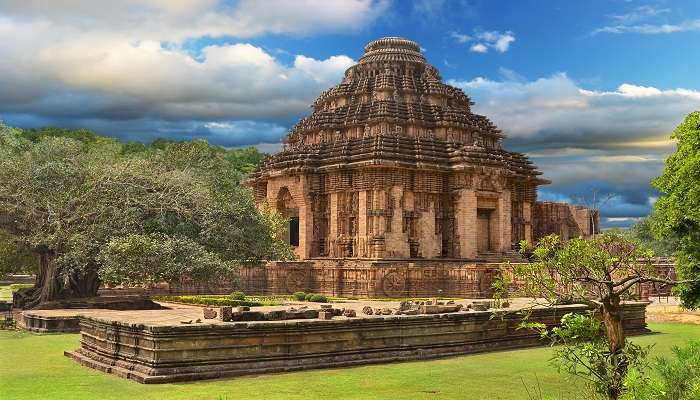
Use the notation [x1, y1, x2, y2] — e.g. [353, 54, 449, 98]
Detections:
[602, 296, 626, 400]
[13, 249, 100, 309]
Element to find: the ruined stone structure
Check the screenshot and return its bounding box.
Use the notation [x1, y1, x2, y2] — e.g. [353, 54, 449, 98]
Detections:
[533, 202, 598, 242]
[244, 37, 596, 297]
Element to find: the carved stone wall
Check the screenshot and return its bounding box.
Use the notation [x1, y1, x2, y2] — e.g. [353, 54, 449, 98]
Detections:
[532, 201, 599, 242]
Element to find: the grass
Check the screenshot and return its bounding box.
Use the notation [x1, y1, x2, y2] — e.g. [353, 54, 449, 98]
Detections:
[1, 322, 699, 400]
[0, 285, 12, 301]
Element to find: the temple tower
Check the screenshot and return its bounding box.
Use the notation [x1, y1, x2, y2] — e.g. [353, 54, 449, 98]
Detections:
[248, 37, 549, 261]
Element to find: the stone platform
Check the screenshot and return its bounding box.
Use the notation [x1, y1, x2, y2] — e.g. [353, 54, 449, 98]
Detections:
[65, 301, 649, 383]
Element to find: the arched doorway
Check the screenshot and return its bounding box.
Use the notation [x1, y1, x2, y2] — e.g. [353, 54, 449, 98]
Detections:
[276, 187, 299, 247]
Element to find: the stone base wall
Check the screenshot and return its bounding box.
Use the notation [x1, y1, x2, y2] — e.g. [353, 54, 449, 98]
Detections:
[20, 312, 81, 333]
[239, 259, 505, 298]
[66, 302, 649, 384]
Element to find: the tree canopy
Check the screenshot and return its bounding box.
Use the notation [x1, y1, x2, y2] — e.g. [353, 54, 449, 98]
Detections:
[0, 122, 290, 308]
[653, 111, 700, 309]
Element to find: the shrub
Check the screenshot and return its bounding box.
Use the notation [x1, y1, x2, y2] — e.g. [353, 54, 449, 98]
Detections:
[309, 294, 328, 303]
[229, 291, 246, 301]
[9, 283, 33, 292]
[152, 295, 262, 307]
[292, 291, 307, 301]
[304, 293, 314, 301]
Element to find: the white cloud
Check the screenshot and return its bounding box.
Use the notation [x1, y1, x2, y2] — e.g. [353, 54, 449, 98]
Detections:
[0, 0, 390, 41]
[449, 73, 700, 222]
[449, 74, 700, 140]
[470, 43, 488, 53]
[293, 55, 355, 83]
[450, 31, 472, 43]
[0, 2, 367, 122]
[452, 29, 516, 53]
[610, 5, 671, 24]
[594, 19, 700, 34]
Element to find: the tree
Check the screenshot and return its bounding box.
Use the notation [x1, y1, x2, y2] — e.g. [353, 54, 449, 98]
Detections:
[625, 214, 678, 257]
[653, 111, 700, 309]
[515, 233, 688, 399]
[0, 123, 292, 308]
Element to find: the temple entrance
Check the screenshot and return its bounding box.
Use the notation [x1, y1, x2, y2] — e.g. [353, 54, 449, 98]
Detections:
[477, 209, 492, 252]
[277, 187, 300, 248]
[289, 217, 300, 247]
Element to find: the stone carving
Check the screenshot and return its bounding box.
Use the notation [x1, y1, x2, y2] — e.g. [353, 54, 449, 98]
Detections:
[381, 272, 406, 297]
[285, 270, 307, 294]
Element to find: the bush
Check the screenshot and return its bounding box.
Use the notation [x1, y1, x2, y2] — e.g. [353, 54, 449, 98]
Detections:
[304, 293, 314, 301]
[309, 294, 328, 303]
[9, 283, 33, 292]
[152, 295, 262, 307]
[229, 291, 246, 301]
[292, 291, 307, 301]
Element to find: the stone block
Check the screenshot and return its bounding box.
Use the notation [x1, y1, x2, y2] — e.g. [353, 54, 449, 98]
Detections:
[318, 311, 334, 320]
[218, 307, 233, 322]
[202, 308, 217, 319]
[361, 306, 373, 315]
[343, 309, 357, 318]
[264, 310, 287, 321]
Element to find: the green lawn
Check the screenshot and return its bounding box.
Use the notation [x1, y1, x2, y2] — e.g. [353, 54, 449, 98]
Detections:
[0, 285, 12, 301]
[1, 323, 699, 400]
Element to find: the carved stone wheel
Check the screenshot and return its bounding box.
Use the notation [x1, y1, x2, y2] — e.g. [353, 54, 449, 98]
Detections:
[382, 272, 406, 297]
[286, 270, 307, 294]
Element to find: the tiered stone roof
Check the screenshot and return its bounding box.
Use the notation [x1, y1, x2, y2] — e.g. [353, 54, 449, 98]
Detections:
[249, 36, 547, 187]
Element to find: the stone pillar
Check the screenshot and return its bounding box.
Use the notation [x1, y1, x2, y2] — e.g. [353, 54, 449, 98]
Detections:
[523, 201, 532, 244]
[496, 191, 512, 252]
[456, 189, 477, 259]
[357, 190, 368, 257]
[419, 204, 441, 258]
[385, 186, 409, 258]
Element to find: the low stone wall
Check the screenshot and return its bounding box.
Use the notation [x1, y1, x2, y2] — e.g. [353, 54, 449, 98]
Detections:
[65, 302, 649, 383]
[20, 312, 81, 333]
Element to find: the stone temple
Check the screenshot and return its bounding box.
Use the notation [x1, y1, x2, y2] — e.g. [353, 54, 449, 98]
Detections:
[243, 37, 596, 298]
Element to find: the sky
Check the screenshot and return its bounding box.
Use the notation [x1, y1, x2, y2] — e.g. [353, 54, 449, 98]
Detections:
[1, 0, 700, 228]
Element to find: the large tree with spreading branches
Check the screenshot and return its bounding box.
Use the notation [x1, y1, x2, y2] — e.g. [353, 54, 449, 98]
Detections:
[0, 123, 291, 309]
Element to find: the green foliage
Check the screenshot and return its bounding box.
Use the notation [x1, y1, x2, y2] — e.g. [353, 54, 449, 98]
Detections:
[230, 291, 246, 301]
[9, 284, 33, 291]
[0, 230, 39, 278]
[653, 111, 700, 309]
[0, 122, 291, 304]
[491, 266, 511, 308]
[516, 233, 666, 399]
[624, 215, 678, 257]
[308, 294, 328, 303]
[516, 233, 655, 305]
[304, 293, 314, 301]
[151, 295, 262, 307]
[623, 340, 700, 400]
[535, 312, 650, 399]
[152, 295, 289, 307]
[292, 291, 307, 301]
